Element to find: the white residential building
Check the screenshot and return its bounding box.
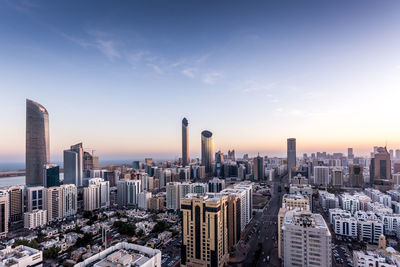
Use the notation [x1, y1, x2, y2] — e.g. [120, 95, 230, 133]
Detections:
[166, 182, 180, 211]
[83, 184, 100, 211]
[24, 209, 47, 229]
[234, 182, 253, 226]
[179, 182, 193, 199]
[353, 250, 397, 267]
[357, 218, 384, 244]
[333, 215, 358, 238]
[138, 191, 152, 210]
[61, 184, 77, 218]
[329, 208, 351, 225]
[0, 245, 43, 267]
[26, 186, 45, 212]
[117, 179, 141, 207]
[314, 166, 330, 186]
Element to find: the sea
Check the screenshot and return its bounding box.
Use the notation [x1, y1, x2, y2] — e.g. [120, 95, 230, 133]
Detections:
[0, 174, 64, 187]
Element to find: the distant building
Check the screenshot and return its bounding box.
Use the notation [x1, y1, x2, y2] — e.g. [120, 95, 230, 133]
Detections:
[208, 178, 225, 193]
[44, 186, 62, 223]
[117, 179, 141, 207]
[182, 118, 189, 167]
[253, 155, 264, 181]
[63, 143, 84, 187]
[61, 184, 77, 218]
[348, 148, 354, 159]
[137, 191, 152, 210]
[26, 99, 50, 187]
[83, 184, 100, 211]
[24, 209, 47, 229]
[314, 166, 329, 186]
[83, 151, 98, 175]
[166, 182, 180, 211]
[331, 168, 343, 187]
[349, 164, 364, 187]
[282, 194, 310, 211]
[0, 191, 8, 237]
[201, 130, 213, 176]
[26, 186, 45, 212]
[88, 178, 110, 209]
[370, 147, 392, 185]
[287, 138, 296, 180]
[148, 196, 164, 211]
[7, 186, 24, 225]
[181, 194, 229, 267]
[43, 164, 60, 188]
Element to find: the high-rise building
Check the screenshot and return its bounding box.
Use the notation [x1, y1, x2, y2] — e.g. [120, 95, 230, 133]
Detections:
[219, 189, 242, 252]
[181, 194, 229, 267]
[234, 182, 253, 227]
[83, 151, 99, 175]
[282, 210, 332, 267]
[7, 186, 24, 225]
[117, 179, 141, 207]
[43, 164, 60, 188]
[166, 182, 180, 211]
[24, 209, 47, 229]
[314, 166, 330, 186]
[201, 130, 213, 176]
[83, 184, 100, 211]
[228, 150, 236, 161]
[349, 164, 364, 187]
[182, 118, 189, 167]
[137, 191, 152, 210]
[253, 154, 264, 181]
[26, 186, 45, 212]
[348, 148, 354, 160]
[396, 149, 400, 160]
[331, 168, 343, 187]
[63, 143, 84, 187]
[45, 187, 62, 222]
[370, 147, 391, 185]
[88, 178, 110, 209]
[61, 184, 77, 218]
[287, 138, 296, 179]
[0, 190, 8, 237]
[26, 99, 50, 186]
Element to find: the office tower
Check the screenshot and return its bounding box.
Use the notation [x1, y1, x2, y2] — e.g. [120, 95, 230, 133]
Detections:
[282, 194, 310, 211]
[181, 194, 229, 267]
[45, 187, 62, 222]
[26, 99, 50, 186]
[314, 166, 329, 186]
[43, 164, 60, 188]
[26, 186, 44, 212]
[83, 184, 100, 211]
[208, 177, 225, 193]
[117, 179, 141, 207]
[349, 164, 364, 187]
[137, 191, 152, 210]
[0, 191, 8, 237]
[7, 186, 24, 225]
[182, 118, 189, 167]
[88, 178, 110, 209]
[253, 154, 264, 181]
[24, 209, 47, 229]
[148, 196, 165, 211]
[64, 143, 84, 187]
[201, 130, 213, 176]
[145, 158, 153, 165]
[160, 169, 171, 188]
[83, 151, 99, 174]
[282, 210, 332, 267]
[132, 161, 142, 170]
[390, 149, 394, 159]
[287, 138, 296, 179]
[331, 168, 343, 187]
[219, 189, 242, 252]
[61, 184, 77, 218]
[166, 182, 180, 211]
[215, 151, 224, 164]
[238, 164, 246, 180]
[370, 147, 391, 185]
[348, 148, 354, 159]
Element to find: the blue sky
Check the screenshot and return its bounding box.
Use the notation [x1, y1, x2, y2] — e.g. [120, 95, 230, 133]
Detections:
[1, 0, 400, 162]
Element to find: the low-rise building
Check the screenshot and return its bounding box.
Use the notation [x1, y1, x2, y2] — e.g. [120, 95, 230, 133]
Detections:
[0, 245, 42, 267]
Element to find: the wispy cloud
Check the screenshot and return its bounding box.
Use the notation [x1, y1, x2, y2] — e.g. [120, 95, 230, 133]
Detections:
[147, 63, 163, 74]
[181, 68, 197, 78]
[241, 80, 279, 93]
[95, 40, 120, 60]
[202, 72, 223, 84]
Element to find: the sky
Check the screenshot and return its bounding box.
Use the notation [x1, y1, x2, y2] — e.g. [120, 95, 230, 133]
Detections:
[1, 0, 400, 163]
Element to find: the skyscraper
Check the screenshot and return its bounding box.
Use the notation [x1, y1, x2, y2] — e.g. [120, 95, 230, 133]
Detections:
[349, 164, 364, 187]
[26, 99, 50, 186]
[181, 194, 229, 267]
[182, 118, 189, 166]
[43, 164, 60, 188]
[8, 186, 24, 225]
[64, 143, 84, 187]
[348, 148, 354, 160]
[201, 130, 213, 176]
[287, 138, 296, 179]
[253, 155, 264, 181]
[370, 147, 391, 185]
[0, 190, 9, 238]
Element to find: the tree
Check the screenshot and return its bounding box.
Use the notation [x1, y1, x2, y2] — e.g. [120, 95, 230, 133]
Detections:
[152, 221, 169, 233]
[113, 221, 136, 236]
[75, 233, 93, 247]
[43, 246, 60, 259]
[137, 229, 144, 237]
[14, 239, 40, 250]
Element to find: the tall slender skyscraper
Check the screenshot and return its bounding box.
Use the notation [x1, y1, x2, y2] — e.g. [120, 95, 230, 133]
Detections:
[26, 99, 50, 186]
[182, 118, 189, 166]
[287, 138, 296, 179]
[201, 130, 213, 176]
[64, 143, 84, 187]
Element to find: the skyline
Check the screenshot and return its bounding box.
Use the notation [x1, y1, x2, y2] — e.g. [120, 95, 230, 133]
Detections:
[1, 1, 400, 162]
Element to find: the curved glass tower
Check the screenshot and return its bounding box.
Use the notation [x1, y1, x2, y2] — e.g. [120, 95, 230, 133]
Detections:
[182, 118, 189, 166]
[201, 130, 213, 176]
[26, 99, 49, 186]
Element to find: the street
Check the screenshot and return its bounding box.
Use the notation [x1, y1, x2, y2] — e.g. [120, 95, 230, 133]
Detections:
[230, 173, 288, 267]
